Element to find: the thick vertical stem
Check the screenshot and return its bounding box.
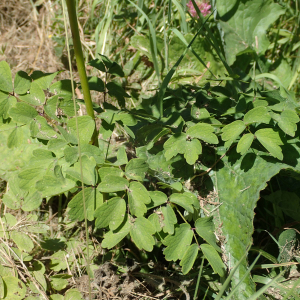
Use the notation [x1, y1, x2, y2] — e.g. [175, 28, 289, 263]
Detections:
[65, 0, 98, 146]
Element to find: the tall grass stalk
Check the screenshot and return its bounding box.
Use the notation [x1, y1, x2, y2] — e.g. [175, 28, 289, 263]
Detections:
[63, 1, 93, 299]
[65, 0, 98, 147]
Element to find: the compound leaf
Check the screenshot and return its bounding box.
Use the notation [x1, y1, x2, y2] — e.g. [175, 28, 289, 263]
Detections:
[130, 217, 156, 251]
[98, 176, 129, 193]
[244, 107, 271, 125]
[128, 181, 150, 217]
[161, 205, 177, 235]
[237, 133, 254, 155]
[201, 244, 225, 277]
[180, 243, 199, 275]
[68, 187, 103, 221]
[169, 192, 194, 213]
[163, 223, 193, 261]
[255, 128, 283, 160]
[186, 123, 218, 144]
[94, 197, 126, 230]
[125, 158, 148, 181]
[0, 61, 13, 93]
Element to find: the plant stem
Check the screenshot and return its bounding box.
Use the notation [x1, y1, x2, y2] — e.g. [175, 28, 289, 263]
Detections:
[65, 0, 98, 146]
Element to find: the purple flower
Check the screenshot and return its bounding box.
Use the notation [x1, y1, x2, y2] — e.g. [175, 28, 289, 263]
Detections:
[187, 0, 211, 18]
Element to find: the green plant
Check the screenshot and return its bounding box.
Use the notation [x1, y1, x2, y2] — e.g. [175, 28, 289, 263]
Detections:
[1, 0, 300, 299]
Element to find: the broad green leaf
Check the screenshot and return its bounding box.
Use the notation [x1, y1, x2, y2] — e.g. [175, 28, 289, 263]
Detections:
[68, 116, 95, 144]
[49, 80, 76, 96]
[9, 102, 38, 124]
[30, 115, 58, 140]
[64, 288, 84, 300]
[50, 275, 69, 291]
[195, 217, 221, 252]
[98, 175, 129, 192]
[169, 193, 194, 213]
[19, 81, 45, 105]
[180, 243, 199, 275]
[184, 139, 202, 165]
[30, 70, 59, 90]
[36, 165, 76, 197]
[148, 213, 162, 232]
[221, 120, 246, 142]
[10, 231, 34, 252]
[57, 125, 78, 144]
[0, 92, 16, 119]
[102, 217, 131, 249]
[50, 295, 64, 300]
[125, 158, 148, 181]
[3, 175, 42, 211]
[94, 197, 126, 230]
[7, 127, 24, 148]
[87, 76, 105, 92]
[65, 155, 97, 185]
[98, 167, 124, 180]
[114, 146, 128, 165]
[201, 244, 225, 277]
[130, 217, 156, 251]
[237, 133, 254, 155]
[64, 146, 79, 164]
[2, 276, 26, 300]
[216, 0, 238, 17]
[255, 128, 283, 160]
[271, 110, 299, 137]
[186, 123, 219, 144]
[191, 106, 210, 121]
[164, 133, 187, 160]
[212, 145, 300, 297]
[0, 61, 13, 93]
[128, 181, 150, 217]
[115, 112, 137, 126]
[218, 0, 285, 65]
[19, 167, 48, 191]
[161, 205, 177, 235]
[147, 191, 168, 209]
[278, 229, 296, 263]
[14, 71, 31, 94]
[244, 107, 271, 125]
[68, 187, 103, 222]
[50, 250, 68, 271]
[163, 223, 193, 261]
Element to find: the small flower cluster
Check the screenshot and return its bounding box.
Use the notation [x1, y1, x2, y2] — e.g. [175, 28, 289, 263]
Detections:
[187, 0, 211, 18]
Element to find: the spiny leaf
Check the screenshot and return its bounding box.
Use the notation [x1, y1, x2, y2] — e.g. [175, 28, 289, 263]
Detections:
[186, 123, 219, 144]
[163, 223, 193, 261]
[94, 197, 126, 230]
[255, 128, 283, 160]
[130, 217, 156, 251]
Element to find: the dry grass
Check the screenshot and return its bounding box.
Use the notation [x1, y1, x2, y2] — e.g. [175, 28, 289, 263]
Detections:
[0, 0, 62, 76]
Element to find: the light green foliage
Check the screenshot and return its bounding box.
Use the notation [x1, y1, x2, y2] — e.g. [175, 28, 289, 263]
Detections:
[218, 0, 285, 65]
[1, 1, 300, 298]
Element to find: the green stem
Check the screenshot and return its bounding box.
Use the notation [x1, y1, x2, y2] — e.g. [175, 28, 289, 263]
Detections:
[65, 0, 98, 146]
